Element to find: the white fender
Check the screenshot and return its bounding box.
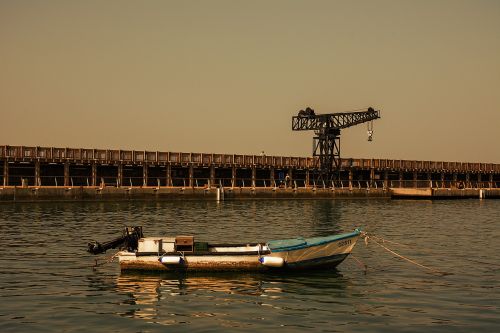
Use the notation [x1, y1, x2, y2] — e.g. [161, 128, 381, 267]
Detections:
[259, 256, 285, 267]
[160, 256, 184, 265]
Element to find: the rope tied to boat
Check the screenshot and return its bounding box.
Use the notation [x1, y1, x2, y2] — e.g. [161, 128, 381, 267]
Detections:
[350, 254, 368, 274]
[360, 232, 452, 276]
[92, 252, 119, 268]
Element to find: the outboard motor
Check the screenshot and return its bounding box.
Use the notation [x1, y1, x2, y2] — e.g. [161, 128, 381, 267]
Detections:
[87, 226, 143, 255]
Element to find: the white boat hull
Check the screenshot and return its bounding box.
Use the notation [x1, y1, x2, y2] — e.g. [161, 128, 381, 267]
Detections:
[117, 230, 360, 272]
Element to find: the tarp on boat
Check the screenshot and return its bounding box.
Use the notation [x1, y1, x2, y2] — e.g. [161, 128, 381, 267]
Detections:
[267, 237, 307, 252]
[268, 230, 361, 252]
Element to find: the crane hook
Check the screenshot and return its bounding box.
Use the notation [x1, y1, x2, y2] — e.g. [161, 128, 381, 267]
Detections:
[367, 120, 374, 141]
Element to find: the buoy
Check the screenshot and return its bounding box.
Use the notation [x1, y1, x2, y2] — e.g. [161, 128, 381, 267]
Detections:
[259, 256, 285, 267]
[160, 256, 184, 265]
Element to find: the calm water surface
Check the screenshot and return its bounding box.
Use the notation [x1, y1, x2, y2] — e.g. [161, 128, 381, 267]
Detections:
[0, 199, 498, 332]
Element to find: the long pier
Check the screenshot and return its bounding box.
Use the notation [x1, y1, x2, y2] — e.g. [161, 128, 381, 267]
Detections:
[1, 145, 499, 201]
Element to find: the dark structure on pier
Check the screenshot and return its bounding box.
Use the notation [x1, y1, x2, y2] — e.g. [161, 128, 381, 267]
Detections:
[292, 107, 380, 182]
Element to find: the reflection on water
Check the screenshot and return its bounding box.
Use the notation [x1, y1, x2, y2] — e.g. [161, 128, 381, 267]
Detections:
[113, 270, 349, 325]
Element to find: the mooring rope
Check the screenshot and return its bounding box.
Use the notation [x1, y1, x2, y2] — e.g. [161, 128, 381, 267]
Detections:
[367, 234, 410, 248]
[361, 232, 451, 276]
[92, 252, 119, 268]
[350, 254, 368, 273]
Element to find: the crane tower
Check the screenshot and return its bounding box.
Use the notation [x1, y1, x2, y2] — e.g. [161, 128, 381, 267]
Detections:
[292, 107, 381, 183]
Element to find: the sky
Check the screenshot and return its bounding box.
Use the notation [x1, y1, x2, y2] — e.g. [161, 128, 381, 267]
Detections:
[1, 0, 499, 163]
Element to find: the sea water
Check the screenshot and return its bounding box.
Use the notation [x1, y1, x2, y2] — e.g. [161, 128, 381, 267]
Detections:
[0, 199, 498, 332]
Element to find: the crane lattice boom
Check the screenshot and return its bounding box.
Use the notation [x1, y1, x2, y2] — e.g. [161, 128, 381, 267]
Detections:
[292, 109, 380, 131]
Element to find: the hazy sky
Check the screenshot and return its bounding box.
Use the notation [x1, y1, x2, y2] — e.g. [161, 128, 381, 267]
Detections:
[1, 0, 499, 163]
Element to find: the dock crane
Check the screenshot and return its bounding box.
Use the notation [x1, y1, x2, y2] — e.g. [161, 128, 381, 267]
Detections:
[292, 107, 381, 183]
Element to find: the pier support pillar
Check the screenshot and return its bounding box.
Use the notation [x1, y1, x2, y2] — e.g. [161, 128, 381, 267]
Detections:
[465, 173, 470, 188]
[440, 172, 445, 188]
[64, 162, 70, 187]
[489, 174, 493, 189]
[231, 166, 236, 188]
[287, 168, 293, 188]
[166, 164, 172, 187]
[370, 168, 375, 188]
[305, 169, 310, 188]
[348, 169, 353, 190]
[189, 164, 194, 188]
[34, 160, 40, 187]
[452, 173, 458, 188]
[477, 173, 482, 188]
[209, 165, 215, 189]
[383, 170, 388, 189]
[3, 160, 8, 187]
[399, 171, 403, 188]
[91, 163, 97, 187]
[427, 172, 432, 188]
[270, 167, 275, 187]
[117, 163, 123, 187]
[251, 165, 256, 188]
[143, 164, 148, 187]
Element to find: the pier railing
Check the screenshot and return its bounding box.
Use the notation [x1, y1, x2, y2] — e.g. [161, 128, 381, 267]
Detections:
[388, 180, 498, 189]
[1, 146, 315, 168]
[2, 145, 500, 173]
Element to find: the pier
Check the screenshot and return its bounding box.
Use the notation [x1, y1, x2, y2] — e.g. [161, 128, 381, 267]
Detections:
[1, 145, 499, 201]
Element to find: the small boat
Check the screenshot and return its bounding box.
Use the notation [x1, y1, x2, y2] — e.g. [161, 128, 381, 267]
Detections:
[88, 227, 361, 272]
